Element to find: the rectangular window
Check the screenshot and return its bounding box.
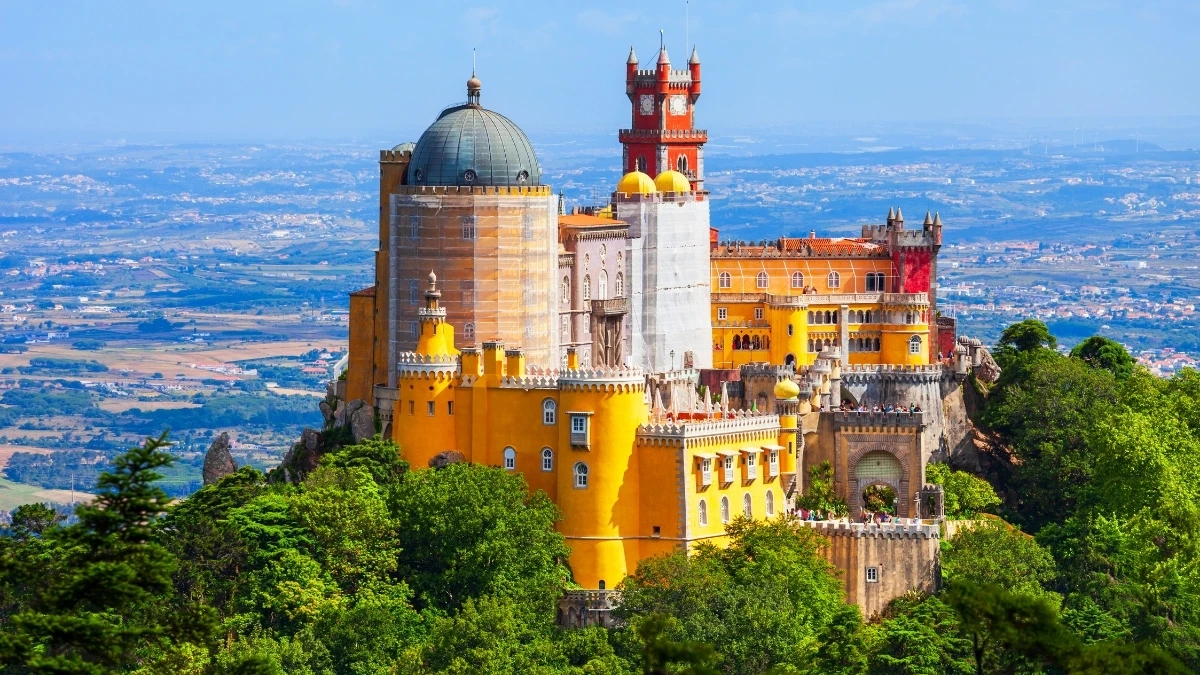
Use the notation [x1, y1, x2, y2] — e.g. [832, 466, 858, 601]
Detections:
[408, 215, 419, 239]
[754, 307, 764, 320]
[570, 414, 590, 447]
[447, 401, 454, 415]
[717, 307, 727, 321]
[699, 458, 712, 486]
[769, 450, 779, 476]
[866, 566, 880, 583]
[652, 526, 661, 538]
[722, 455, 735, 484]
[461, 215, 477, 240]
[408, 401, 414, 415]
[427, 401, 435, 416]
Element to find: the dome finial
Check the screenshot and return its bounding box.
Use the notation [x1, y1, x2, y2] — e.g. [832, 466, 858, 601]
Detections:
[466, 49, 482, 105]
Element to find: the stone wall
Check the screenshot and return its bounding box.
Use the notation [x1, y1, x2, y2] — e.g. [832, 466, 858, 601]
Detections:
[801, 520, 941, 617]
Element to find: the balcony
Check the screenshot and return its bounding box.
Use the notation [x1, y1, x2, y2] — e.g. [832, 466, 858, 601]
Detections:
[700, 469, 712, 486]
[590, 297, 629, 317]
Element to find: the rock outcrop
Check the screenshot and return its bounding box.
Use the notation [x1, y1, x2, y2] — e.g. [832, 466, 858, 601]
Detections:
[202, 432, 238, 485]
[272, 396, 378, 484]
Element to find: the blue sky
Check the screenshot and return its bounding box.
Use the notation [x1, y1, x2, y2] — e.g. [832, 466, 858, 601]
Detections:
[1, 1, 1197, 143]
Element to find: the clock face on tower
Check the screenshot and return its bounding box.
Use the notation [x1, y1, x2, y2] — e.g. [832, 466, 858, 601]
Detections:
[669, 95, 687, 115]
[638, 95, 654, 116]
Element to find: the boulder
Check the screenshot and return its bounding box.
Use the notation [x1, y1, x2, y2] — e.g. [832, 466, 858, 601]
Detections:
[319, 400, 335, 426]
[202, 432, 238, 485]
[428, 450, 466, 469]
[351, 404, 375, 443]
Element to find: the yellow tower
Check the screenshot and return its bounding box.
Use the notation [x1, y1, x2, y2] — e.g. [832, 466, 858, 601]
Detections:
[393, 272, 459, 467]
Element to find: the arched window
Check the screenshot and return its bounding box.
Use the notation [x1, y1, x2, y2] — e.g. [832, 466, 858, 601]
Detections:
[865, 310, 873, 324]
[752, 335, 761, 350]
[828, 271, 841, 289]
[463, 323, 475, 341]
[742, 493, 752, 518]
[742, 334, 750, 350]
[541, 447, 553, 472]
[698, 499, 708, 526]
[574, 462, 589, 488]
[732, 335, 741, 350]
[824, 310, 833, 324]
[503, 447, 516, 471]
[791, 271, 804, 289]
[756, 271, 768, 289]
[583, 253, 590, 270]
[615, 273, 624, 297]
[561, 276, 569, 305]
[719, 271, 731, 289]
[583, 275, 591, 301]
[766, 490, 775, 517]
[409, 280, 419, 304]
[807, 338, 814, 352]
[542, 398, 556, 425]
[598, 270, 608, 300]
[677, 154, 688, 173]
[874, 337, 881, 352]
[763, 336, 770, 350]
[720, 496, 731, 524]
[599, 243, 607, 265]
[909, 335, 923, 354]
[636, 155, 647, 172]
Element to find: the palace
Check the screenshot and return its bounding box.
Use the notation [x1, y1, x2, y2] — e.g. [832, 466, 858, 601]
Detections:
[340, 42, 990, 621]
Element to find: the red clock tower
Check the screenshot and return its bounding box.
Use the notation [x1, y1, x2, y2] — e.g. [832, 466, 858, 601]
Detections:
[620, 43, 707, 192]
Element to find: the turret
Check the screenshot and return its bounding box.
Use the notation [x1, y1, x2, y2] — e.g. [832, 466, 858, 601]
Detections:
[656, 45, 671, 95]
[886, 206, 895, 227]
[688, 46, 701, 100]
[626, 46, 638, 92]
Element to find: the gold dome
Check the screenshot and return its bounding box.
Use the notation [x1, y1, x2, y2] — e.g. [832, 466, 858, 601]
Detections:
[654, 169, 690, 193]
[616, 170, 656, 195]
[774, 378, 801, 400]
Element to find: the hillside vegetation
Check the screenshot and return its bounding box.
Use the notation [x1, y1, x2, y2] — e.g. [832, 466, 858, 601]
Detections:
[0, 321, 1197, 673]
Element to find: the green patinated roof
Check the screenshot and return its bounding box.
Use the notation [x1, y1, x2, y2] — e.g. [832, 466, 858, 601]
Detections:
[406, 103, 542, 188]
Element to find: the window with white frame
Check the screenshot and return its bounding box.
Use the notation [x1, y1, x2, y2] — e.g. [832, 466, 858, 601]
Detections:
[742, 493, 752, 518]
[828, 271, 841, 289]
[745, 452, 757, 480]
[719, 271, 731, 289]
[699, 499, 708, 526]
[768, 449, 779, 476]
[754, 307, 764, 321]
[461, 215, 477, 240]
[720, 496, 730, 524]
[866, 566, 880, 583]
[699, 457, 712, 485]
[503, 447, 516, 471]
[570, 414, 589, 446]
[909, 335, 923, 354]
[542, 398, 556, 425]
[756, 271, 768, 289]
[583, 275, 591, 301]
[464, 323, 475, 341]
[573, 462, 589, 488]
[541, 447, 553, 472]
[766, 490, 775, 516]
[717, 307, 727, 321]
[722, 455, 735, 483]
[598, 270, 608, 300]
[791, 271, 804, 289]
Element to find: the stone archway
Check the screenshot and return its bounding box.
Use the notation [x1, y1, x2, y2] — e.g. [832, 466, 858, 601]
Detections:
[849, 447, 909, 517]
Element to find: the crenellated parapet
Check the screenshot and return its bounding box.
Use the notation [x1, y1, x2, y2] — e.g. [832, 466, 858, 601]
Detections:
[396, 352, 459, 377]
[559, 366, 646, 392]
[839, 363, 951, 385]
[637, 411, 780, 446]
[394, 184, 553, 197]
[500, 373, 560, 389]
[800, 519, 939, 539]
[832, 410, 928, 430]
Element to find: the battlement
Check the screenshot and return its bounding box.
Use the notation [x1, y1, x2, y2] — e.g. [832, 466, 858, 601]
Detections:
[712, 240, 887, 259]
[379, 149, 411, 162]
[618, 128, 708, 143]
[396, 352, 458, 377]
[800, 519, 939, 539]
[500, 374, 559, 389]
[559, 366, 646, 391]
[831, 410, 927, 430]
[860, 224, 937, 248]
[394, 185, 553, 197]
[637, 411, 780, 442]
[740, 363, 794, 380]
[837, 363, 951, 385]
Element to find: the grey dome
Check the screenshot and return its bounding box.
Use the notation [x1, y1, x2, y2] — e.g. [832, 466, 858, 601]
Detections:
[406, 103, 542, 187]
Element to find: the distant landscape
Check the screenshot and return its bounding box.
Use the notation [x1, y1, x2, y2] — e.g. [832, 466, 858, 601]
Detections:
[1, 126, 1198, 504]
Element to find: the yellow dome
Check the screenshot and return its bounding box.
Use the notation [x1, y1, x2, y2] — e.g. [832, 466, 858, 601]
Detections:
[774, 378, 801, 400]
[616, 170, 656, 195]
[654, 170, 691, 193]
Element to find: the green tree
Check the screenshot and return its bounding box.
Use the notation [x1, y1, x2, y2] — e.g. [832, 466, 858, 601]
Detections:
[925, 464, 1001, 518]
[616, 516, 846, 674]
[869, 594, 973, 675]
[1070, 336, 1135, 380]
[394, 461, 571, 615]
[996, 318, 1057, 355]
[796, 461, 848, 517]
[0, 433, 218, 673]
[941, 522, 1058, 602]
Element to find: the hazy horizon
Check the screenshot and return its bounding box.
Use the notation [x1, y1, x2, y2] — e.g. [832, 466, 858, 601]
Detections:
[3, 1, 1199, 146]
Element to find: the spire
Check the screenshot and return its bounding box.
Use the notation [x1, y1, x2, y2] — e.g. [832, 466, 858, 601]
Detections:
[689, 46, 700, 64]
[895, 207, 904, 222]
[627, 46, 638, 64]
[657, 30, 670, 65]
[923, 210, 934, 226]
[886, 206, 894, 225]
[933, 211, 942, 226]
